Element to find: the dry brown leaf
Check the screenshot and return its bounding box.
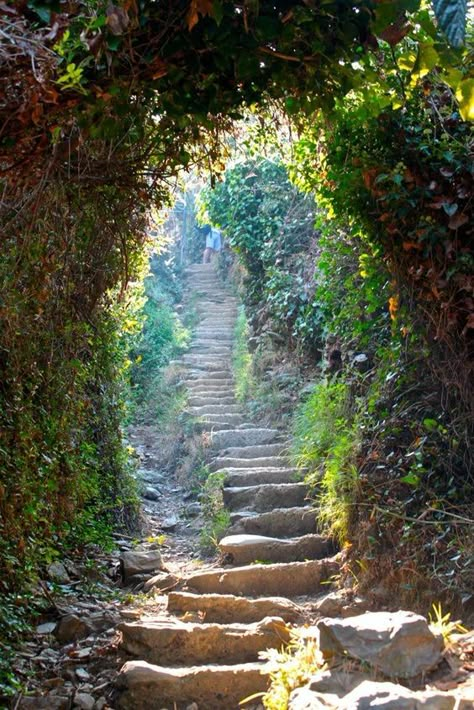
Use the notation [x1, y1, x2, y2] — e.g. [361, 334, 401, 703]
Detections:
[187, 0, 213, 31]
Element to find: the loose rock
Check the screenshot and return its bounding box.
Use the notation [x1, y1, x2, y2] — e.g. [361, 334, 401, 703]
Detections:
[120, 550, 164, 582]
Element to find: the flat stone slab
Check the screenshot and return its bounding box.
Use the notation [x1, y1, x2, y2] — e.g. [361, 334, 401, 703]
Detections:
[228, 506, 317, 537]
[222, 443, 290, 458]
[167, 591, 304, 623]
[185, 557, 339, 597]
[211, 455, 291, 470]
[119, 616, 289, 665]
[219, 533, 335, 565]
[188, 404, 242, 415]
[224, 467, 301, 486]
[211, 428, 281, 449]
[223, 482, 307, 512]
[316, 611, 443, 678]
[188, 398, 236, 408]
[117, 658, 268, 710]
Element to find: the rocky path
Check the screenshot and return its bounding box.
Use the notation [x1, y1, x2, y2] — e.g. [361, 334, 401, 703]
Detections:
[114, 265, 473, 710]
[115, 264, 339, 708]
[10, 266, 473, 710]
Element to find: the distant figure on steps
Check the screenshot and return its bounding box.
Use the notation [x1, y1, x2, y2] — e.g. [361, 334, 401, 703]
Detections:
[197, 223, 222, 263]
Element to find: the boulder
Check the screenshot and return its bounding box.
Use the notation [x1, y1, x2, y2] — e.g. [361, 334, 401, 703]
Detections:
[55, 614, 93, 643]
[47, 561, 70, 584]
[143, 486, 160, 501]
[316, 611, 443, 678]
[339, 680, 473, 709]
[120, 550, 164, 582]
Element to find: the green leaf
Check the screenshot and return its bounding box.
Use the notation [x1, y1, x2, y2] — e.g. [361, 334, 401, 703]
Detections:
[431, 0, 467, 48]
[211, 0, 224, 25]
[455, 78, 474, 121]
[400, 472, 420, 486]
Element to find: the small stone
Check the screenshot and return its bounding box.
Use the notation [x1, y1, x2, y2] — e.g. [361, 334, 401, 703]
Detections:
[47, 561, 70, 584]
[143, 571, 179, 593]
[313, 590, 369, 618]
[55, 614, 92, 643]
[36, 621, 57, 635]
[186, 502, 201, 517]
[94, 698, 107, 710]
[74, 692, 95, 710]
[186, 704, 199, 710]
[161, 516, 178, 531]
[76, 668, 91, 682]
[143, 486, 160, 501]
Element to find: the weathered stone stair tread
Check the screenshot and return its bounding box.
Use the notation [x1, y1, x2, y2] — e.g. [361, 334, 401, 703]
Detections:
[224, 468, 302, 486]
[222, 443, 290, 458]
[119, 616, 289, 665]
[167, 591, 304, 623]
[223, 482, 307, 512]
[188, 396, 236, 406]
[185, 557, 339, 597]
[211, 428, 282, 448]
[211, 455, 290, 470]
[227, 506, 317, 537]
[188, 404, 243, 415]
[219, 533, 335, 565]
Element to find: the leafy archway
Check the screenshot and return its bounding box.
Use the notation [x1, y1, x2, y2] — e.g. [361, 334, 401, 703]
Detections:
[0, 0, 472, 592]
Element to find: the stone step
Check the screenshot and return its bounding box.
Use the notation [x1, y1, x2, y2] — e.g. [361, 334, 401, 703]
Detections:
[188, 396, 236, 406]
[119, 616, 289, 666]
[186, 345, 232, 358]
[227, 506, 317, 537]
[211, 456, 290, 471]
[182, 364, 232, 374]
[184, 371, 233, 381]
[185, 557, 339, 597]
[219, 533, 335, 566]
[167, 591, 304, 624]
[188, 404, 243, 415]
[222, 443, 290, 458]
[191, 421, 241, 433]
[194, 331, 234, 338]
[188, 413, 245, 426]
[186, 386, 236, 396]
[181, 362, 231, 372]
[211, 428, 281, 449]
[223, 467, 301, 486]
[186, 353, 231, 361]
[223, 482, 308, 512]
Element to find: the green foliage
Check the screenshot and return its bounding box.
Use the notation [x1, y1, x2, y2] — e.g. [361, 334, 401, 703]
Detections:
[128, 250, 190, 422]
[0, 592, 46, 698]
[199, 471, 230, 554]
[202, 157, 319, 349]
[233, 307, 255, 402]
[292, 381, 360, 543]
[247, 629, 324, 710]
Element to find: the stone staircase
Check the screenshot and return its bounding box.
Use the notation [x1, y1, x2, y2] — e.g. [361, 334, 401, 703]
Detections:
[116, 264, 338, 709]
